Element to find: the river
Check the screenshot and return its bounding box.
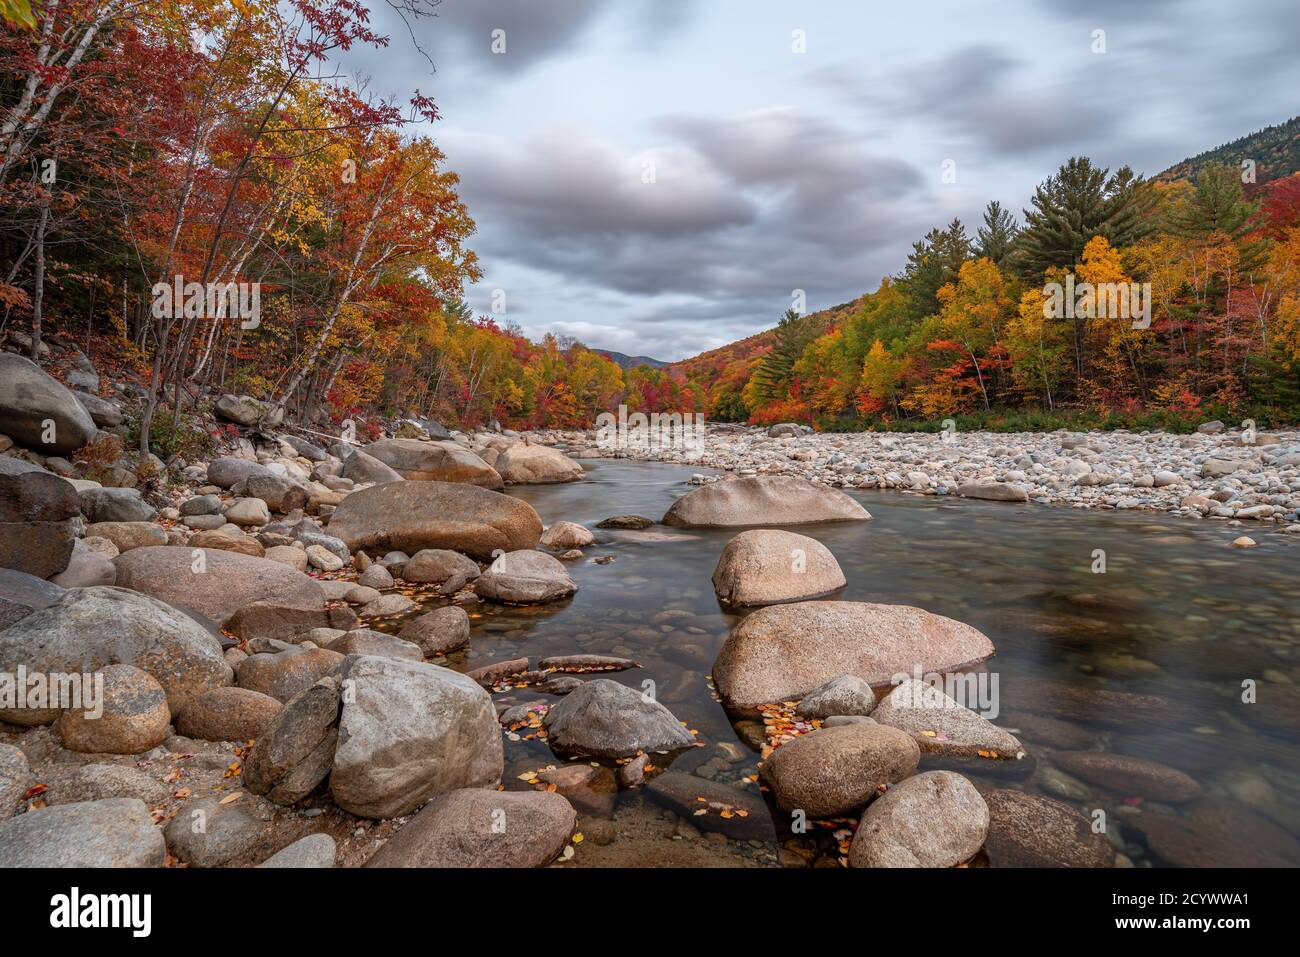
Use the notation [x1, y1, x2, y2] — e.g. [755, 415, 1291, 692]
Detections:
[388, 459, 1300, 867]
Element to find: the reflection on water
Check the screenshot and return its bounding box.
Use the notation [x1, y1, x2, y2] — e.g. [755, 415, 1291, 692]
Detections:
[406, 459, 1300, 867]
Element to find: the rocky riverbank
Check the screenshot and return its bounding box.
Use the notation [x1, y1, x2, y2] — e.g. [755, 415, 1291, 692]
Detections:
[1, 342, 1293, 869]
[561, 420, 1300, 528]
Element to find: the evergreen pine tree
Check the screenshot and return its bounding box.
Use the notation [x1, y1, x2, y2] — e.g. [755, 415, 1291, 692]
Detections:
[897, 218, 971, 320]
[750, 309, 819, 402]
[974, 200, 1019, 267]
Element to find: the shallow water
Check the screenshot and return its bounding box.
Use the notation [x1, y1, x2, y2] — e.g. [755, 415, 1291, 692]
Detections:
[405, 459, 1300, 867]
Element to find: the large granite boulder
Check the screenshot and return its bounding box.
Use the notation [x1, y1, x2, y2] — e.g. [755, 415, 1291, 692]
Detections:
[495, 443, 584, 484]
[983, 789, 1115, 867]
[712, 600, 995, 707]
[326, 481, 543, 561]
[0, 586, 231, 724]
[205, 456, 272, 489]
[78, 486, 155, 524]
[214, 394, 283, 428]
[329, 655, 503, 819]
[364, 788, 575, 867]
[712, 529, 846, 606]
[662, 476, 871, 527]
[56, 663, 172, 754]
[113, 545, 328, 627]
[0, 470, 78, 578]
[341, 448, 403, 485]
[0, 352, 97, 454]
[364, 438, 503, 488]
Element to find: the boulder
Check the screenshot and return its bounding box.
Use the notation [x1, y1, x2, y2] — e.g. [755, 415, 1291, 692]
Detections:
[206, 456, 271, 489]
[57, 663, 172, 754]
[236, 647, 345, 702]
[224, 497, 271, 526]
[244, 675, 342, 805]
[397, 606, 471, 656]
[327, 481, 543, 561]
[848, 770, 989, 868]
[712, 600, 996, 707]
[0, 586, 231, 724]
[84, 520, 168, 553]
[759, 724, 919, 818]
[72, 390, 122, 427]
[662, 476, 871, 528]
[176, 686, 283, 742]
[539, 521, 595, 549]
[329, 655, 503, 819]
[341, 448, 403, 485]
[38, 763, 170, 807]
[0, 567, 64, 629]
[257, 833, 337, 868]
[400, 548, 480, 593]
[326, 629, 423, 661]
[364, 789, 575, 867]
[872, 678, 1026, 763]
[0, 743, 30, 820]
[356, 563, 394, 589]
[232, 472, 309, 513]
[475, 549, 577, 604]
[50, 540, 118, 587]
[712, 529, 846, 606]
[364, 438, 503, 488]
[78, 487, 155, 524]
[956, 482, 1029, 503]
[0, 470, 78, 578]
[214, 394, 282, 428]
[188, 529, 265, 557]
[795, 675, 878, 719]
[164, 794, 262, 867]
[596, 515, 653, 529]
[1052, 751, 1202, 802]
[542, 678, 695, 759]
[0, 797, 166, 867]
[495, 443, 584, 484]
[983, 789, 1114, 867]
[113, 545, 328, 628]
[0, 352, 97, 454]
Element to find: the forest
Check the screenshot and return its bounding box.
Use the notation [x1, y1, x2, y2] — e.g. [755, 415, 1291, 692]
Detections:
[3, 1, 1300, 446]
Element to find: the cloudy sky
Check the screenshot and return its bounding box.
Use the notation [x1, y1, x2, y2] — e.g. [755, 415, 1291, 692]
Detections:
[339, 0, 1300, 361]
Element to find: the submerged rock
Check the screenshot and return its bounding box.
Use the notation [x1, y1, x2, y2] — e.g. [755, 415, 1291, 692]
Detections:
[983, 789, 1114, 868]
[475, 549, 577, 604]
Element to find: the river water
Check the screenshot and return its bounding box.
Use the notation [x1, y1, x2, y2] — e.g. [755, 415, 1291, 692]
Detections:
[399, 459, 1300, 867]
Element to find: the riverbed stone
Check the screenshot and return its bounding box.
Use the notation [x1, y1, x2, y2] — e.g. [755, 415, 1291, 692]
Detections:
[364, 788, 575, 867]
[244, 675, 342, 805]
[400, 548, 479, 592]
[872, 678, 1026, 765]
[1052, 751, 1201, 802]
[0, 743, 30, 820]
[475, 549, 577, 604]
[84, 520, 168, 553]
[712, 529, 846, 606]
[496, 443, 584, 484]
[327, 480, 543, 560]
[57, 663, 171, 754]
[397, 605, 471, 656]
[712, 600, 996, 707]
[542, 677, 695, 759]
[236, 647, 344, 702]
[164, 794, 262, 867]
[78, 486, 155, 523]
[329, 655, 503, 819]
[983, 789, 1114, 867]
[364, 437, 503, 488]
[760, 723, 920, 818]
[539, 521, 595, 549]
[176, 686, 283, 741]
[663, 475, 871, 527]
[0, 585, 231, 724]
[258, 833, 337, 868]
[848, 770, 988, 868]
[795, 675, 878, 718]
[0, 797, 165, 867]
[0, 470, 78, 578]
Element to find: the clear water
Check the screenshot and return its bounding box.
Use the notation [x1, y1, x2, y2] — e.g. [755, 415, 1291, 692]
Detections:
[396, 459, 1300, 867]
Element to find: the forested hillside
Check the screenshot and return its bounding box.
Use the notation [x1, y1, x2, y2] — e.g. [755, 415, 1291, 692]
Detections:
[1159, 115, 1300, 184]
[672, 154, 1300, 430]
